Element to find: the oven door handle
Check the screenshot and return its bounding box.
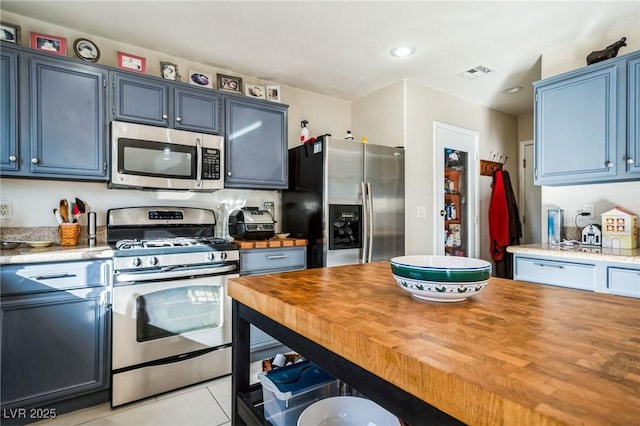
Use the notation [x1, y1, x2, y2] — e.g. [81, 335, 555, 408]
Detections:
[114, 264, 237, 283]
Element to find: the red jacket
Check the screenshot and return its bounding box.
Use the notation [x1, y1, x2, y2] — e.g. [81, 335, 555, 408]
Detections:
[489, 170, 510, 261]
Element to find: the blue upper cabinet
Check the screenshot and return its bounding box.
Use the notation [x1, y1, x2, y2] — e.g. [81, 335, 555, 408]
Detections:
[534, 50, 640, 185]
[1, 45, 108, 180]
[628, 56, 640, 175]
[112, 72, 222, 134]
[112, 72, 169, 126]
[174, 87, 222, 134]
[224, 95, 288, 189]
[0, 50, 18, 172]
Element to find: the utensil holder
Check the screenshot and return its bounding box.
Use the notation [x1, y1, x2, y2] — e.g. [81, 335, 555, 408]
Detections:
[59, 223, 80, 246]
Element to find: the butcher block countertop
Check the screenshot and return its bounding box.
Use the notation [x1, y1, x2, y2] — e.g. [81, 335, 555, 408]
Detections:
[233, 238, 307, 249]
[228, 261, 640, 425]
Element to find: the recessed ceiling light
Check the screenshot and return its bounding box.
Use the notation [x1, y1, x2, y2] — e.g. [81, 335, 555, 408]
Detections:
[390, 45, 416, 57]
[503, 86, 523, 94]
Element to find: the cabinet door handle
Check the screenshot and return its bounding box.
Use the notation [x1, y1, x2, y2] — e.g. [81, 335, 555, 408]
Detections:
[32, 273, 77, 280]
[266, 255, 287, 260]
[606, 161, 613, 168]
[627, 158, 634, 165]
[227, 171, 232, 177]
[533, 262, 564, 269]
[31, 158, 39, 164]
[176, 116, 182, 122]
[9, 155, 16, 162]
[162, 114, 168, 120]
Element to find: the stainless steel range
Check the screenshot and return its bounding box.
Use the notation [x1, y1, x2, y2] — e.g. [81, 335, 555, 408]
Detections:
[107, 206, 239, 407]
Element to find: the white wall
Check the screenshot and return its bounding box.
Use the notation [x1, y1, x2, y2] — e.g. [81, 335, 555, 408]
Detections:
[539, 18, 640, 239]
[353, 81, 518, 263]
[0, 11, 351, 234]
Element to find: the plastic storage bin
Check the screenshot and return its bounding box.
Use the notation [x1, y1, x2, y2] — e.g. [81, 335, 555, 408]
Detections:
[258, 360, 339, 426]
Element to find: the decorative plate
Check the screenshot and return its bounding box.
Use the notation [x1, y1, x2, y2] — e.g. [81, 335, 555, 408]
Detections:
[73, 38, 100, 62]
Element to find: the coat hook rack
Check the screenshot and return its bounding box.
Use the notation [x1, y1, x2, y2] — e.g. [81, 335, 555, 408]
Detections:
[480, 153, 507, 176]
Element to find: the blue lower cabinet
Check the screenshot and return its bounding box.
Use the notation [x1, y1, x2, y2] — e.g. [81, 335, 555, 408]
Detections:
[0, 260, 111, 419]
[240, 246, 306, 360]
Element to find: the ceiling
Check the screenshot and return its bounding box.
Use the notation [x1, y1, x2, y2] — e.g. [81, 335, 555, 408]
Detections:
[2, 1, 639, 117]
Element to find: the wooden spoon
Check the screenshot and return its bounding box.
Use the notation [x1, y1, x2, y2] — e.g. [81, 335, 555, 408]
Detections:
[59, 199, 69, 223]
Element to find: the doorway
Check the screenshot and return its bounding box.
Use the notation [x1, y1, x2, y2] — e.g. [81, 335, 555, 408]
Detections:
[434, 122, 479, 257]
[518, 141, 541, 244]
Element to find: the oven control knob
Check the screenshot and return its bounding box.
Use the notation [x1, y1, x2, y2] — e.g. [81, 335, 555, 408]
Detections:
[149, 257, 159, 266]
[219, 252, 227, 260]
[131, 257, 142, 268]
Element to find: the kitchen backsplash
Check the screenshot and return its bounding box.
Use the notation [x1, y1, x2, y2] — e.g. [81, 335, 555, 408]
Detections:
[0, 179, 283, 243]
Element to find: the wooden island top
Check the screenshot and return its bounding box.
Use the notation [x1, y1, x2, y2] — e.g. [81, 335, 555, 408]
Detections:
[228, 261, 640, 425]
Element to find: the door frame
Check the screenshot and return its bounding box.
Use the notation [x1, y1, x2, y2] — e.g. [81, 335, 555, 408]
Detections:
[518, 140, 541, 244]
[433, 122, 479, 257]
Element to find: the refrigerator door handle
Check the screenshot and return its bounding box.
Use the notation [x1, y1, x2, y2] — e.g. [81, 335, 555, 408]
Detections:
[361, 182, 369, 264]
[366, 182, 373, 263]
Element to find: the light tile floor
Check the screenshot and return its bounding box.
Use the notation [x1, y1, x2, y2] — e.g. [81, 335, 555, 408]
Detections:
[34, 362, 264, 426]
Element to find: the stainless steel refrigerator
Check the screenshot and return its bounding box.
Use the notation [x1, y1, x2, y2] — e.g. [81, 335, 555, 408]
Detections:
[282, 136, 404, 268]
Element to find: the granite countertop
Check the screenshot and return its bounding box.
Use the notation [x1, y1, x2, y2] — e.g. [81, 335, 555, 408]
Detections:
[228, 262, 640, 425]
[507, 243, 640, 265]
[0, 244, 114, 265]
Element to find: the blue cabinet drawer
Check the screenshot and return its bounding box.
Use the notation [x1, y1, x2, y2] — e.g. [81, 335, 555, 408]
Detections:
[514, 256, 596, 291]
[1, 260, 111, 296]
[607, 266, 640, 297]
[240, 247, 306, 275]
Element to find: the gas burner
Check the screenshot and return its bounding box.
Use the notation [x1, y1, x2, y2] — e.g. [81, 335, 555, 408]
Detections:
[115, 237, 232, 251]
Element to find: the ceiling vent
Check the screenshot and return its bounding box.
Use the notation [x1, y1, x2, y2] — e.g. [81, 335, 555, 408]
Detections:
[457, 64, 495, 79]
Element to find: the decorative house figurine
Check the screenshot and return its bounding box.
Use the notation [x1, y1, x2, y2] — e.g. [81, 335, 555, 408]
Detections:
[581, 224, 602, 246]
[601, 207, 637, 249]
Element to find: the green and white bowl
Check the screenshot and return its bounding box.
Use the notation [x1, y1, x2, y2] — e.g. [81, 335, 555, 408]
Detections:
[390, 255, 491, 302]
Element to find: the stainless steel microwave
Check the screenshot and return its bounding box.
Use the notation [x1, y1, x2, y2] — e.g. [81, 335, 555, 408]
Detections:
[110, 121, 224, 191]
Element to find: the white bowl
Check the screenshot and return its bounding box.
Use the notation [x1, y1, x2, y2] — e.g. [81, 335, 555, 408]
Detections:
[297, 396, 400, 426]
[393, 274, 488, 302]
[275, 233, 290, 239]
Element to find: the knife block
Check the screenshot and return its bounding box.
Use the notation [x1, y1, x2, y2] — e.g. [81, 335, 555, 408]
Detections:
[59, 223, 80, 246]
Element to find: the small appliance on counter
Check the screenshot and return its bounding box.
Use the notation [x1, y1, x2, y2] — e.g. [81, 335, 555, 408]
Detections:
[229, 207, 275, 240]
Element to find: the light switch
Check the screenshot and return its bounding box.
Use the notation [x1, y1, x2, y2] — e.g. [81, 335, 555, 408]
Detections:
[417, 205, 427, 219]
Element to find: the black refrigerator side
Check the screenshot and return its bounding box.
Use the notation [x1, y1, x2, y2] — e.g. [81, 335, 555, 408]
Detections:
[282, 141, 324, 268]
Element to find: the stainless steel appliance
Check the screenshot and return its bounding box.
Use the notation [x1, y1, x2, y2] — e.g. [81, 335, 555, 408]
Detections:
[107, 206, 238, 407]
[283, 136, 405, 268]
[110, 121, 224, 191]
[228, 207, 275, 240]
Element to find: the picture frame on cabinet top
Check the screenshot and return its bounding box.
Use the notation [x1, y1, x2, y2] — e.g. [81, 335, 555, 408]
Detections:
[188, 70, 213, 88]
[217, 73, 243, 93]
[73, 38, 100, 62]
[31, 32, 66, 56]
[117, 51, 146, 73]
[160, 61, 180, 81]
[0, 21, 21, 45]
[266, 85, 281, 102]
[245, 84, 266, 99]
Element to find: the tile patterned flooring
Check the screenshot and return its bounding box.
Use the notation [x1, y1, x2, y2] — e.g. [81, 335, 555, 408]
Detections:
[34, 363, 264, 426]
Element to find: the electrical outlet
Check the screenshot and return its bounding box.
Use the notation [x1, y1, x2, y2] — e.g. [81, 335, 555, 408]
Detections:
[581, 203, 595, 220]
[0, 200, 12, 219]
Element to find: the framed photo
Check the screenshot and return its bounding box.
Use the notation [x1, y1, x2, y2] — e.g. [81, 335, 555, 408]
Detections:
[117, 51, 146, 73]
[217, 73, 243, 93]
[0, 21, 21, 45]
[245, 84, 265, 99]
[160, 61, 180, 81]
[31, 32, 66, 56]
[266, 85, 281, 102]
[73, 38, 100, 62]
[188, 70, 213, 88]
